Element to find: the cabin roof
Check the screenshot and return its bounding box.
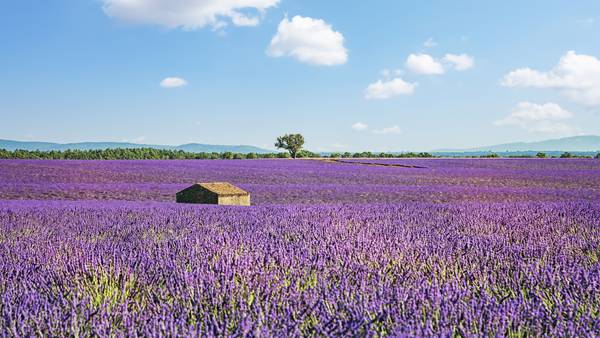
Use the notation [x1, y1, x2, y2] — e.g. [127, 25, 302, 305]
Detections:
[193, 182, 249, 196]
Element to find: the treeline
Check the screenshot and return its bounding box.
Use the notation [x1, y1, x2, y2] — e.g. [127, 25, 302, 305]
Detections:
[0, 148, 598, 160]
[329, 152, 434, 158]
[537, 152, 600, 159]
[0, 148, 290, 160]
[475, 152, 599, 159]
[0, 148, 434, 160]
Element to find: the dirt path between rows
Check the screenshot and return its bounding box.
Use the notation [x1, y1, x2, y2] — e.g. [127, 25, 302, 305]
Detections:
[316, 159, 428, 169]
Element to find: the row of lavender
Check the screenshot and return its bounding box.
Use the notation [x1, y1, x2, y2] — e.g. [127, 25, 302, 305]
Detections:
[1, 201, 598, 336]
[1, 159, 600, 204]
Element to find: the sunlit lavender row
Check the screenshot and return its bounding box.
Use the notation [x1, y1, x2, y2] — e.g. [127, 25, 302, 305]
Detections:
[2, 159, 600, 204]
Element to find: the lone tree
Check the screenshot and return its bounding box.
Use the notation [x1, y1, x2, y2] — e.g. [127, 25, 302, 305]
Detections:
[275, 134, 304, 159]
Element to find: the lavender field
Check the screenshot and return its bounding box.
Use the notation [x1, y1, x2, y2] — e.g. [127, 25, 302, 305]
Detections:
[1, 159, 599, 336]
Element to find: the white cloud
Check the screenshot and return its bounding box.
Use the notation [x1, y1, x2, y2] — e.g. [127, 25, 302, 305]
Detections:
[373, 125, 402, 135]
[267, 15, 348, 66]
[160, 77, 188, 88]
[496, 102, 573, 122]
[405, 53, 475, 75]
[443, 53, 474, 71]
[424, 38, 438, 48]
[501, 51, 600, 106]
[405, 53, 445, 75]
[365, 78, 417, 100]
[352, 122, 368, 131]
[102, 0, 279, 30]
[494, 102, 581, 136]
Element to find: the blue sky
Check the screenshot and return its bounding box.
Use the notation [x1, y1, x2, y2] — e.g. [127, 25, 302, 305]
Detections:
[1, 0, 600, 151]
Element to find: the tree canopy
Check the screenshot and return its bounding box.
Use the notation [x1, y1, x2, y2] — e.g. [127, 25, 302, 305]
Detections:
[275, 134, 305, 159]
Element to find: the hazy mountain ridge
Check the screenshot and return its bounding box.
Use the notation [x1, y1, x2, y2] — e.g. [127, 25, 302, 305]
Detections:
[0, 139, 274, 154]
[3, 135, 600, 156]
[435, 136, 600, 152]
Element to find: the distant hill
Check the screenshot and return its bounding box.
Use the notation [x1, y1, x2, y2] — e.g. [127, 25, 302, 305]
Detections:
[0, 139, 274, 154]
[174, 143, 273, 154]
[435, 135, 600, 153]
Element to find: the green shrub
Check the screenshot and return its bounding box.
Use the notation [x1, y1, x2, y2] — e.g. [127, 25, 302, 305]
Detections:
[560, 152, 573, 158]
[296, 150, 318, 158]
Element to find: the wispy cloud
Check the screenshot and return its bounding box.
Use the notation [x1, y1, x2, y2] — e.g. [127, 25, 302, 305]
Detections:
[102, 0, 279, 30]
[317, 142, 348, 152]
[373, 125, 401, 135]
[494, 102, 582, 136]
[577, 17, 598, 26]
[423, 37, 438, 48]
[351, 122, 369, 131]
[122, 136, 147, 143]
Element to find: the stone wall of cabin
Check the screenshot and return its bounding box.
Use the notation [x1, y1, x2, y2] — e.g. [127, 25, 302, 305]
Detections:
[218, 195, 251, 206]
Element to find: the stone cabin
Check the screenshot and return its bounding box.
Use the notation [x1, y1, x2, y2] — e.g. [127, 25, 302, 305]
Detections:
[176, 182, 251, 206]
